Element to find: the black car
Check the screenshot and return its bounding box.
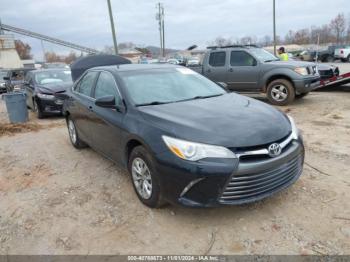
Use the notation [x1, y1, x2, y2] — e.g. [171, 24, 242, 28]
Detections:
[63, 64, 304, 208]
[24, 69, 72, 118]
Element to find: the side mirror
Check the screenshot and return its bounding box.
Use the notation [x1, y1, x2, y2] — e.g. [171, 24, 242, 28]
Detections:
[95, 95, 116, 108]
[252, 60, 258, 66]
[217, 82, 228, 89]
[3, 76, 10, 81]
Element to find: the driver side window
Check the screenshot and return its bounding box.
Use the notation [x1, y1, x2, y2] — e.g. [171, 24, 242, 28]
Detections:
[94, 71, 122, 105]
[76, 71, 98, 97]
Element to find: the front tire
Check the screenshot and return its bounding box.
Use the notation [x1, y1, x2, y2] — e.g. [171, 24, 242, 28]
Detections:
[128, 146, 165, 208]
[266, 79, 295, 106]
[33, 99, 44, 119]
[66, 117, 86, 149]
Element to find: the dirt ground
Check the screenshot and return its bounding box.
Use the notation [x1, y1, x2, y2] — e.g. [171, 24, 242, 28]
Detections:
[0, 64, 350, 255]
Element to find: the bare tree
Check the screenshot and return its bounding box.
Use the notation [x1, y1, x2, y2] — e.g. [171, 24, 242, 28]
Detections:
[330, 13, 346, 43]
[261, 35, 273, 46]
[14, 40, 32, 59]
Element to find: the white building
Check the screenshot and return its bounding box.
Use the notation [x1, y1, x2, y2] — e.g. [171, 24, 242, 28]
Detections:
[0, 34, 23, 68]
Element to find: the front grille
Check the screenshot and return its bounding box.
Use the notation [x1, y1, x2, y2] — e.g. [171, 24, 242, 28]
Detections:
[219, 155, 302, 203]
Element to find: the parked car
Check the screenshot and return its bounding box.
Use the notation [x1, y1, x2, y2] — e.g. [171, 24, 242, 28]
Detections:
[24, 69, 72, 118]
[167, 58, 179, 65]
[62, 64, 304, 208]
[191, 45, 320, 106]
[0, 69, 9, 93]
[3, 68, 35, 92]
[43, 62, 70, 69]
[334, 45, 350, 62]
[317, 64, 340, 80]
[186, 58, 200, 67]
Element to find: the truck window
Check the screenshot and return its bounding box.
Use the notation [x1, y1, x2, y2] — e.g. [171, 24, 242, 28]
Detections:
[230, 51, 256, 66]
[209, 52, 226, 67]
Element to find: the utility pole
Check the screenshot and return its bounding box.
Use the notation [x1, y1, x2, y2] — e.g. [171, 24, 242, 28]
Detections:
[273, 0, 277, 55]
[107, 0, 118, 54]
[41, 40, 46, 62]
[156, 3, 165, 58]
[161, 5, 165, 57]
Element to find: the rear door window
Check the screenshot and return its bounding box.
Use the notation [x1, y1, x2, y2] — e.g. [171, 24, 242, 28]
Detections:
[209, 52, 226, 67]
[94, 71, 122, 105]
[76, 71, 98, 97]
[230, 51, 256, 66]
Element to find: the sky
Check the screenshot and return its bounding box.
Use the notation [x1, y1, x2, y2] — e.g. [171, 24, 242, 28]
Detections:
[0, 0, 349, 60]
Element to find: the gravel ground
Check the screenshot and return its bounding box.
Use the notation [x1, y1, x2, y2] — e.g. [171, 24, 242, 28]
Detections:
[0, 63, 349, 255]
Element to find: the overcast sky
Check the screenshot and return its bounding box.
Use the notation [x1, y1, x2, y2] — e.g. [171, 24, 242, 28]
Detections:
[1, 0, 349, 60]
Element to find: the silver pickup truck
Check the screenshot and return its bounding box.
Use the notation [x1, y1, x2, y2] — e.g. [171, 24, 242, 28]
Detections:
[191, 45, 321, 105]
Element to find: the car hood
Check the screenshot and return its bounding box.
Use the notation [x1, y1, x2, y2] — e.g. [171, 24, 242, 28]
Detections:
[37, 82, 72, 94]
[265, 60, 315, 67]
[138, 93, 291, 148]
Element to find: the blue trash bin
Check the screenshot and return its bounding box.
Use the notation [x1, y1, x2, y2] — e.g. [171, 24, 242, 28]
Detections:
[2, 92, 28, 124]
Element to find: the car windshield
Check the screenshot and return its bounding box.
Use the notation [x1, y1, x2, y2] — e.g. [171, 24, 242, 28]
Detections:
[120, 67, 226, 106]
[35, 70, 72, 85]
[249, 48, 279, 62]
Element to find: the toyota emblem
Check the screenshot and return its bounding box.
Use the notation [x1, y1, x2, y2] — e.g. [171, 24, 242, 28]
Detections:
[268, 143, 282, 157]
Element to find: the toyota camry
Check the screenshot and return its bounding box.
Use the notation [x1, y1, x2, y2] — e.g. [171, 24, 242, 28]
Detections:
[63, 64, 304, 208]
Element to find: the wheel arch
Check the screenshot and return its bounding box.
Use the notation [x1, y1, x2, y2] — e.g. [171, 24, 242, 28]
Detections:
[263, 74, 294, 93]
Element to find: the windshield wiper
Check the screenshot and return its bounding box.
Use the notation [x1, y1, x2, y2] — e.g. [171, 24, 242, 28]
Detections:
[135, 101, 171, 107]
[264, 59, 280, 62]
[178, 93, 224, 102]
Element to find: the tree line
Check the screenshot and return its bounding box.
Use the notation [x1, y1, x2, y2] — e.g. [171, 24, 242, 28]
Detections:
[209, 13, 350, 47]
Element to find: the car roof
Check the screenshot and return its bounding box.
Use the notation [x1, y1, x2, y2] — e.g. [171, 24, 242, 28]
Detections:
[90, 63, 180, 72]
[30, 68, 71, 74]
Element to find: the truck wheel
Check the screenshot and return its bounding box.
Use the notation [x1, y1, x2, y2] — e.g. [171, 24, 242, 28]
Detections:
[347, 55, 350, 63]
[267, 79, 295, 106]
[128, 146, 166, 208]
[296, 92, 309, 99]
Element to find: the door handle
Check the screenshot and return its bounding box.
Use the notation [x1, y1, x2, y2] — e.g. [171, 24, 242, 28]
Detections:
[229, 68, 234, 72]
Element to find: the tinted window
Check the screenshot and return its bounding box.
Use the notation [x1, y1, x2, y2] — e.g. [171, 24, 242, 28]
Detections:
[209, 52, 226, 67]
[230, 51, 256, 66]
[94, 72, 121, 105]
[77, 71, 98, 97]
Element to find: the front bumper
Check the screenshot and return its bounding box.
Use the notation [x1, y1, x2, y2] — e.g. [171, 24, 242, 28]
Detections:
[36, 97, 64, 114]
[293, 76, 320, 94]
[154, 138, 304, 207]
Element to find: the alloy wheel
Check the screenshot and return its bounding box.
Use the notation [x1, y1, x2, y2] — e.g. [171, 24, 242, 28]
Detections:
[271, 85, 288, 102]
[68, 119, 77, 144]
[131, 157, 152, 200]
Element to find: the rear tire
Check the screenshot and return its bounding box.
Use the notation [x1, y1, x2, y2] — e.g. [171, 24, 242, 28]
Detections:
[128, 146, 166, 208]
[266, 79, 295, 106]
[325, 55, 334, 62]
[347, 55, 350, 63]
[66, 117, 87, 149]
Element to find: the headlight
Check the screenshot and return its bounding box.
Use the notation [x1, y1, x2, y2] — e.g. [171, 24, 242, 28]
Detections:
[294, 67, 309, 76]
[37, 93, 55, 99]
[0, 83, 5, 87]
[162, 136, 237, 161]
[287, 116, 299, 140]
[13, 85, 22, 90]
